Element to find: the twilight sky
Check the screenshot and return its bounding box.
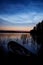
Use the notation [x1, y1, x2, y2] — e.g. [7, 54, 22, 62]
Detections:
[0, 0, 43, 30]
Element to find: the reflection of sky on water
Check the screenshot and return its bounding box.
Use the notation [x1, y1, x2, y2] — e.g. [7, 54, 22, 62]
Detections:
[0, 33, 41, 54]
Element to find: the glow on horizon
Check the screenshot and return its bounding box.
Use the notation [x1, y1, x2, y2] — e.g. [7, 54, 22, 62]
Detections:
[0, 26, 33, 31]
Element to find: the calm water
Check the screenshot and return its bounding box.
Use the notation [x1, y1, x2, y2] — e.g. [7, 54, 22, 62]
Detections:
[0, 33, 41, 55]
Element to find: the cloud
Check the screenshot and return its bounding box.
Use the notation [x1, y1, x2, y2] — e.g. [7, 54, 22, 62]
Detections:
[33, 13, 43, 23]
[0, 12, 36, 23]
[0, 12, 43, 27]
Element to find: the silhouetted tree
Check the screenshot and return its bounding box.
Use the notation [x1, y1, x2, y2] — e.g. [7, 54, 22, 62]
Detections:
[30, 20, 43, 34]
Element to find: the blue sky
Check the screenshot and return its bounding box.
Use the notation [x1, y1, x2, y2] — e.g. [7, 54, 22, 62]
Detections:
[0, 0, 43, 27]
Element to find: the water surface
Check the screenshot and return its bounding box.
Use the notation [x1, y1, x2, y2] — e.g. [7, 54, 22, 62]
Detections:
[0, 33, 41, 55]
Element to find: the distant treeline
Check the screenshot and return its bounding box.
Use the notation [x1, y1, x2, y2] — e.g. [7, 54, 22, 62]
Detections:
[0, 30, 30, 33]
[30, 20, 43, 35]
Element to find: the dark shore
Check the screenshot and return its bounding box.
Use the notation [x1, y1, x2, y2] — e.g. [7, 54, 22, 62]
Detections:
[0, 30, 30, 33]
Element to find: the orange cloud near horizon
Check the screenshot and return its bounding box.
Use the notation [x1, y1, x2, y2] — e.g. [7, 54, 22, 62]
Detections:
[0, 26, 33, 31]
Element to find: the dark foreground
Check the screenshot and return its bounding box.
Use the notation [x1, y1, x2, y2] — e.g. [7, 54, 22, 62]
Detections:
[0, 41, 35, 64]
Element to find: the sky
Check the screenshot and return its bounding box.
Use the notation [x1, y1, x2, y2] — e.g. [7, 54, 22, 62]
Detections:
[0, 0, 43, 30]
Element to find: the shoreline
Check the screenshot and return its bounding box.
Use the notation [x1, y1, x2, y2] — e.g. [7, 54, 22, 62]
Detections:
[0, 30, 30, 33]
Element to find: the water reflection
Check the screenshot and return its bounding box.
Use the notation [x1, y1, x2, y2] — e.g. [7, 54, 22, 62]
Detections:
[0, 33, 41, 55]
[21, 34, 27, 44]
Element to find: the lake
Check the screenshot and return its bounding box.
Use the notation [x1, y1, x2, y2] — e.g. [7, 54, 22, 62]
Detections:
[0, 33, 41, 55]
